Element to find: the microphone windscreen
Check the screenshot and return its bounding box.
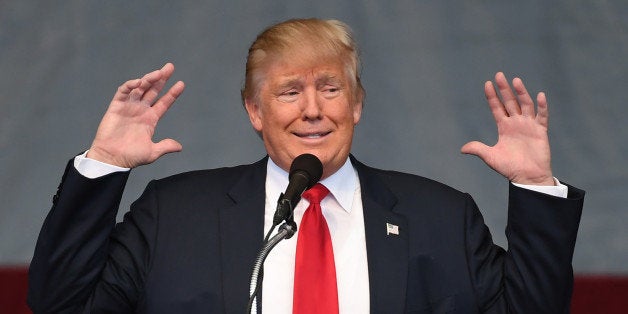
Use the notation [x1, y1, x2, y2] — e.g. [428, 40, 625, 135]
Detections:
[289, 154, 323, 188]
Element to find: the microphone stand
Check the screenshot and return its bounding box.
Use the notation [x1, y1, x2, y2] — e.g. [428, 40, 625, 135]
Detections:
[246, 197, 297, 314]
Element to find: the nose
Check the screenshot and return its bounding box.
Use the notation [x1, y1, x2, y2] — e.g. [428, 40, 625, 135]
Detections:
[301, 88, 322, 120]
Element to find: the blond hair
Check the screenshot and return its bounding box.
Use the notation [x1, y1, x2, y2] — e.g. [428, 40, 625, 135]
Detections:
[241, 18, 364, 104]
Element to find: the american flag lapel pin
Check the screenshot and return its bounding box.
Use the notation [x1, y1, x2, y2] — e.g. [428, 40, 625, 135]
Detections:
[386, 222, 399, 236]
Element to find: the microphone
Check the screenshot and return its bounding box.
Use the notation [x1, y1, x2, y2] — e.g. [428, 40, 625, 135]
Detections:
[272, 153, 323, 225]
[248, 154, 322, 314]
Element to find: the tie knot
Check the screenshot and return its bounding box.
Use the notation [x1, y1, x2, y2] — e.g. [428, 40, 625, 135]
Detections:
[302, 183, 329, 204]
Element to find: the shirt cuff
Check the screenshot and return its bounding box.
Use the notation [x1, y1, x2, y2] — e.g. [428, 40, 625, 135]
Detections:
[73, 151, 130, 179]
[512, 177, 568, 198]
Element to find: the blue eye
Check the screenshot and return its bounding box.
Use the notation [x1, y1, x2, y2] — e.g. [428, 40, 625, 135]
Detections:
[322, 86, 340, 98]
[277, 90, 299, 102]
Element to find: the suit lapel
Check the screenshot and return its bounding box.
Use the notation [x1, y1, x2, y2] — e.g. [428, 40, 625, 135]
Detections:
[218, 158, 267, 313]
[215, 156, 410, 312]
[353, 157, 409, 313]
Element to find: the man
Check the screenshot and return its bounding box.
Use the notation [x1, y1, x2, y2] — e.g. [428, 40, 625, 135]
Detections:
[28, 18, 584, 313]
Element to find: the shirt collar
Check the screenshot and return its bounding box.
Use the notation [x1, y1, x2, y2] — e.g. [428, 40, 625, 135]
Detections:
[266, 157, 358, 213]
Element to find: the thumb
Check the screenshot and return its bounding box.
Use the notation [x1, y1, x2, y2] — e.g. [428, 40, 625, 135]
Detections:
[460, 141, 490, 159]
[150, 138, 183, 161]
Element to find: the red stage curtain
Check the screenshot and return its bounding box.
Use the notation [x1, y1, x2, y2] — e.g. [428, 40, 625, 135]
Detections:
[0, 266, 31, 314]
[571, 274, 628, 314]
[1, 266, 626, 313]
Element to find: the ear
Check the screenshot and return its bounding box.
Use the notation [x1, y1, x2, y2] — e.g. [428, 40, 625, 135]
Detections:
[244, 97, 263, 132]
[352, 99, 363, 125]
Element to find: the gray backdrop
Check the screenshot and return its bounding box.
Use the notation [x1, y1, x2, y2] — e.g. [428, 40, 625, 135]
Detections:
[1, 1, 626, 273]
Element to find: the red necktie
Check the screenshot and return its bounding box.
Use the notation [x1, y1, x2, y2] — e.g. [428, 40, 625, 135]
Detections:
[293, 183, 339, 314]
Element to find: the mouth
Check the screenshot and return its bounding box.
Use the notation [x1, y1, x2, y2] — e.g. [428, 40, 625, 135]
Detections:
[293, 131, 332, 139]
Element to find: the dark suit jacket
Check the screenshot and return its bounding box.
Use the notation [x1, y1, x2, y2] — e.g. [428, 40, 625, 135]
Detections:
[28, 156, 584, 313]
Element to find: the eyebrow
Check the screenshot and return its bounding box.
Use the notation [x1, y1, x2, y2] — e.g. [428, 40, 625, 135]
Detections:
[315, 73, 342, 86]
[276, 77, 302, 90]
[274, 72, 344, 90]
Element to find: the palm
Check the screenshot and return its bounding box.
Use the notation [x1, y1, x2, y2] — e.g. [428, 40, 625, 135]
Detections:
[461, 72, 554, 185]
[88, 63, 185, 168]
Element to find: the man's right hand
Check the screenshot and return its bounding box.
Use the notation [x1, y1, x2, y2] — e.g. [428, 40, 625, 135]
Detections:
[87, 63, 185, 168]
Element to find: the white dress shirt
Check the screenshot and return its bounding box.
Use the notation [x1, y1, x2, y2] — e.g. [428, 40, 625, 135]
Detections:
[261, 158, 370, 314]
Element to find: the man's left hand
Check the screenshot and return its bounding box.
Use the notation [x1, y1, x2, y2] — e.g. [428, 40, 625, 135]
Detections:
[461, 72, 555, 186]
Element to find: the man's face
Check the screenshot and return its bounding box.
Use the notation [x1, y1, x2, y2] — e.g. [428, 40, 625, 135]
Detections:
[245, 56, 362, 179]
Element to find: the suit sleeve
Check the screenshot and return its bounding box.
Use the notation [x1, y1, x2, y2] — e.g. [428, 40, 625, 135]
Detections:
[465, 183, 585, 313]
[27, 159, 159, 313]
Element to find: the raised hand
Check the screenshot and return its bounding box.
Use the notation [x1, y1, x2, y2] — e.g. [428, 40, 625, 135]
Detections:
[87, 63, 185, 168]
[460, 72, 554, 185]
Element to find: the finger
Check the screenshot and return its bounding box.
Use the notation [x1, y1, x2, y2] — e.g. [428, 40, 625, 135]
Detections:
[142, 67, 164, 83]
[150, 138, 183, 161]
[112, 79, 141, 101]
[460, 141, 492, 159]
[152, 81, 185, 118]
[512, 77, 535, 117]
[494, 72, 521, 116]
[128, 69, 162, 102]
[484, 81, 508, 123]
[142, 63, 176, 104]
[535, 92, 549, 127]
